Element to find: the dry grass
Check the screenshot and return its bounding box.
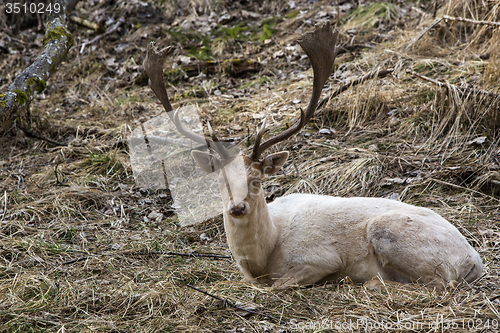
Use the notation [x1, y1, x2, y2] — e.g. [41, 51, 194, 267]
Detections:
[1, 0, 500, 331]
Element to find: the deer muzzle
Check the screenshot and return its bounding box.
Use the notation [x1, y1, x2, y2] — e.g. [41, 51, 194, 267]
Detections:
[229, 202, 248, 217]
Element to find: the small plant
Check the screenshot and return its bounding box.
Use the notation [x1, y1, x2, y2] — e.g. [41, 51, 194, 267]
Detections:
[240, 76, 272, 89]
[259, 24, 274, 43]
[54, 226, 79, 243]
[80, 150, 128, 179]
[344, 2, 398, 29]
[214, 23, 248, 41]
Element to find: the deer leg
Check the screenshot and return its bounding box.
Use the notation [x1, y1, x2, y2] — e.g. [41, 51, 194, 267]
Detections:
[272, 265, 324, 288]
[272, 260, 342, 288]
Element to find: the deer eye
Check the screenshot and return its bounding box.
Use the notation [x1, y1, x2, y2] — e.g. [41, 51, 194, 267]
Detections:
[250, 180, 261, 187]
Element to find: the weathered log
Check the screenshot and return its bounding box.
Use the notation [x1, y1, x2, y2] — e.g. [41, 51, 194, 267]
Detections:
[0, 0, 80, 134]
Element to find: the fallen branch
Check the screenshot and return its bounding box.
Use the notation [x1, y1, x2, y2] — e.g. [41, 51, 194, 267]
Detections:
[80, 17, 125, 53]
[405, 15, 500, 51]
[140, 250, 231, 259]
[490, 179, 500, 187]
[407, 69, 500, 98]
[428, 178, 500, 203]
[0, 0, 80, 135]
[186, 283, 287, 325]
[18, 125, 69, 146]
[167, 59, 262, 78]
[442, 15, 500, 27]
[0, 159, 75, 173]
[317, 68, 393, 109]
[62, 256, 90, 265]
[61, 251, 231, 265]
[69, 15, 104, 33]
[405, 18, 443, 51]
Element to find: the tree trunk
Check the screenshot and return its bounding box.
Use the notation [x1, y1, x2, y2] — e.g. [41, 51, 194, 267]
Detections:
[0, 0, 80, 134]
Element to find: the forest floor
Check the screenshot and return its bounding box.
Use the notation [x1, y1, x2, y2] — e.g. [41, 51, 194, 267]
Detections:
[1, 0, 499, 332]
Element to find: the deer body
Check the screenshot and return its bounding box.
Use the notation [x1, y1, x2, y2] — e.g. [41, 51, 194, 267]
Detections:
[223, 191, 482, 287]
[144, 22, 483, 289]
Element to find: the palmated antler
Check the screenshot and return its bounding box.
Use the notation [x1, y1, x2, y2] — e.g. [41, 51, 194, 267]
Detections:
[249, 22, 340, 160]
[144, 43, 231, 159]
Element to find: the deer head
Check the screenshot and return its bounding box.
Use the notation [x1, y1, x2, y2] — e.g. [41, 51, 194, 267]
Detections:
[144, 22, 339, 220]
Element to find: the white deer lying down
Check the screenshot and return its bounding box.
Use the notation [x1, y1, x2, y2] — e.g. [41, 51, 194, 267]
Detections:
[144, 23, 483, 289]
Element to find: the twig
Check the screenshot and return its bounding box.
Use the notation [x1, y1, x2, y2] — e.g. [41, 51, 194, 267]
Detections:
[185, 283, 287, 325]
[317, 68, 393, 109]
[18, 126, 69, 146]
[490, 295, 500, 302]
[408, 69, 500, 98]
[1, 191, 6, 222]
[490, 179, 500, 187]
[122, 250, 232, 259]
[14, 175, 23, 189]
[145, 251, 231, 259]
[62, 256, 90, 265]
[405, 17, 443, 51]
[80, 17, 125, 53]
[442, 15, 500, 27]
[69, 15, 104, 32]
[428, 178, 500, 203]
[0, 159, 76, 173]
[65, 0, 81, 14]
[61, 251, 230, 265]
[291, 152, 301, 178]
[405, 15, 500, 51]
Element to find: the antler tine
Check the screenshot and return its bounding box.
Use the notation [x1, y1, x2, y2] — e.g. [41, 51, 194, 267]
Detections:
[250, 115, 268, 160]
[144, 42, 231, 159]
[207, 120, 231, 159]
[251, 22, 340, 159]
[170, 109, 231, 160]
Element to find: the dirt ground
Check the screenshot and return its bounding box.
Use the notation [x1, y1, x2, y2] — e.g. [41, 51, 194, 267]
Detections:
[0, 0, 499, 332]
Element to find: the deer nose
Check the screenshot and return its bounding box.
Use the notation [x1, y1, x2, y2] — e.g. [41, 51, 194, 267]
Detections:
[229, 202, 247, 217]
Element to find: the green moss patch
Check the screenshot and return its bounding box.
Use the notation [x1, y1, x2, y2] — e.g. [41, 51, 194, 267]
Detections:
[28, 78, 47, 94]
[13, 89, 28, 105]
[0, 93, 6, 107]
[43, 26, 74, 48]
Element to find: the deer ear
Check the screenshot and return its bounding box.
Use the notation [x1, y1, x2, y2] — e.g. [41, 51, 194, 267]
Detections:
[262, 151, 289, 175]
[191, 150, 222, 173]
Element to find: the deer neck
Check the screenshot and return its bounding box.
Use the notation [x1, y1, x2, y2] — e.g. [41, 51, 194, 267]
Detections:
[223, 193, 278, 279]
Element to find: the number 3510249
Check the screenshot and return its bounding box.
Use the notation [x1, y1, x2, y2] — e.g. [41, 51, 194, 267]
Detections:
[5, 2, 61, 14]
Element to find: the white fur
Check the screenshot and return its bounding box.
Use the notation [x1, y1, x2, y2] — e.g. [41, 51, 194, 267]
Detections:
[226, 193, 482, 288]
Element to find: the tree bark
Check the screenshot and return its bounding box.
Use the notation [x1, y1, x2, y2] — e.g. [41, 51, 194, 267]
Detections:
[0, 0, 80, 134]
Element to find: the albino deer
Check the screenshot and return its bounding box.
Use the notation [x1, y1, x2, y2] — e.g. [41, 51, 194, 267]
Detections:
[144, 23, 483, 289]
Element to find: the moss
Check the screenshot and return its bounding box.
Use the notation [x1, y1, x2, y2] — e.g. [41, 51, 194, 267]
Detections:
[43, 26, 74, 48]
[37, 79, 47, 93]
[0, 93, 6, 107]
[13, 89, 28, 105]
[286, 10, 300, 19]
[28, 78, 47, 94]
